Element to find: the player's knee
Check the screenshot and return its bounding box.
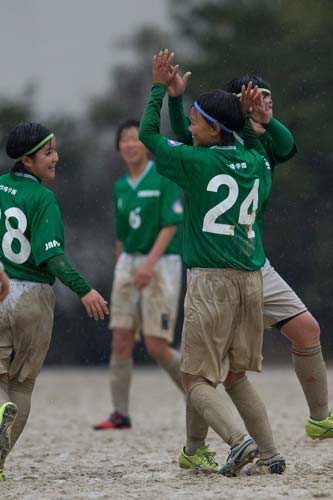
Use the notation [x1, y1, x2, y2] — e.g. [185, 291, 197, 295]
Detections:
[10, 377, 35, 395]
[223, 371, 246, 387]
[282, 312, 321, 347]
[112, 329, 134, 356]
[145, 338, 168, 363]
[308, 317, 321, 343]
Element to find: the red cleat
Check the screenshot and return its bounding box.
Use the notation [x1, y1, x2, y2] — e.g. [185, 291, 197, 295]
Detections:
[93, 411, 132, 430]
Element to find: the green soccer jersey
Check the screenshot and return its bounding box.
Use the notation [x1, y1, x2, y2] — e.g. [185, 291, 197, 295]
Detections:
[168, 95, 297, 236]
[139, 84, 272, 270]
[0, 172, 65, 284]
[114, 161, 183, 254]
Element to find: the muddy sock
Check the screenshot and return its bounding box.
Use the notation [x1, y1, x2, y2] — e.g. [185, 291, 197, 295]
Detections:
[0, 375, 9, 405]
[160, 349, 184, 393]
[225, 376, 278, 460]
[185, 399, 209, 455]
[110, 355, 133, 417]
[8, 378, 35, 450]
[292, 343, 328, 421]
[189, 382, 244, 448]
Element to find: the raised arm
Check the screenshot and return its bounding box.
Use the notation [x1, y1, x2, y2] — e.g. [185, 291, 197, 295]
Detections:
[167, 64, 192, 145]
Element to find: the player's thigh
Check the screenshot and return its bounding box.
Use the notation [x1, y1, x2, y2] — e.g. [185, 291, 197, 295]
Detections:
[181, 268, 239, 386]
[262, 259, 307, 329]
[141, 255, 182, 343]
[109, 253, 141, 332]
[11, 282, 55, 382]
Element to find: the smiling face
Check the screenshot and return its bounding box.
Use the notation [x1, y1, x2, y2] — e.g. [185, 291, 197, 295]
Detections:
[22, 137, 58, 181]
[263, 93, 273, 117]
[118, 126, 148, 168]
[189, 108, 220, 147]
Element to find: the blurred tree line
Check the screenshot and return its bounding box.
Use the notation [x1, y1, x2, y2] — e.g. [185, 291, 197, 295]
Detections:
[0, 0, 332, 365]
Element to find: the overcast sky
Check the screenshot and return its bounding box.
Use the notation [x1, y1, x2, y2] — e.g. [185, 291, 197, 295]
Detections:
[0, 0, 169, 116]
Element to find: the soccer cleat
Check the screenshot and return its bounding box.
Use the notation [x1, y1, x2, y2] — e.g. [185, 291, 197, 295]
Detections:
[179, 445, 219, 472]
[245, 454, 286, 475]
[219, 436, 258, 477]
[93, 411, 131, 430]
[306, 409, 333, 440]
[0, 402, 17, 479]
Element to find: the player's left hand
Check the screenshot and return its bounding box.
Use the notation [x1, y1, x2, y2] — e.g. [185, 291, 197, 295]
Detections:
[81, 289, 109, 321]
[0, 269, 10, 302]
[133, 262, 154, 290]
[152, 49, 179, 86]
[167, 65, 192, 97]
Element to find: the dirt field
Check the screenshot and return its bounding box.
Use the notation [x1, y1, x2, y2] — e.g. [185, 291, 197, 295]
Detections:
[2, 367, 333, 500]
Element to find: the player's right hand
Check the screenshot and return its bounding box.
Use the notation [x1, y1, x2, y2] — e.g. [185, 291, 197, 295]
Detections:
[0, 269, 10, 302]
[81, 289, 109, 321]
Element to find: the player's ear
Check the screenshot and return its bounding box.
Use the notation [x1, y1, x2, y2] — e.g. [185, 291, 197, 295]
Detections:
[21, 155, 33, 169]
[211, 123, 221, 139]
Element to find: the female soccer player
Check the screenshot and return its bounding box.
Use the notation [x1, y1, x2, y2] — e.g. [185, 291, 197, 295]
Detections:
[94, 119, 184, 430]
[227, 75, 331, 442]
[168, 69, 333, 449]
[0, 122, 109, 480]
[138, 49, 285, 477]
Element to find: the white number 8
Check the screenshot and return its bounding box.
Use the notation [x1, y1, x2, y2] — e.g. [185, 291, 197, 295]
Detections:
[2, 207, 31, 264]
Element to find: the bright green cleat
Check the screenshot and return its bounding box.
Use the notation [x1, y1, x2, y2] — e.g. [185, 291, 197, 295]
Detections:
[179, 445, 219, 472]
[0, 402, 17, 478]
[306, 410, 333, 439]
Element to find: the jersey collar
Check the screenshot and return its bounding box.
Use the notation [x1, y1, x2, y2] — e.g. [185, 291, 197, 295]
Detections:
[13, 170, 40, 183]
[126, 161, 153, 190]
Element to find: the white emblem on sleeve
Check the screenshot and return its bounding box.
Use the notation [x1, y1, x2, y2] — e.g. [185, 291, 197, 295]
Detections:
[167, 139, 183, 147]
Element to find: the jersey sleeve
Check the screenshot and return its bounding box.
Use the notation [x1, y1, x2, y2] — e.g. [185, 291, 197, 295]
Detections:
[159, 177, 184, 227]
[243, 118, 269, 158]
[168, 95, 193, 145]
[261, 117, 297, 166]
[139, 83, 200, 191]
[45, 254, 91, 298]
[30, 190, 65, 266]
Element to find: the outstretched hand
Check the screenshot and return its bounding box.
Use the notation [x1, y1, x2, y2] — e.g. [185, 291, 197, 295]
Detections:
[251, 93, 271, 125]
[152, 49, 178, 86]
[239, 82, 260, 114]
[81, 289, 109, 321]
[167, 64, 192, 97]
[152, 48, 192, 97]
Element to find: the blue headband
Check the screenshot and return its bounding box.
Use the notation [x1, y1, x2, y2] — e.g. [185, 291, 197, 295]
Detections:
[194, 101, 233, 134]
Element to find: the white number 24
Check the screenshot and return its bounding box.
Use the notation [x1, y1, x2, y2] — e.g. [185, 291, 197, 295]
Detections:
[202, 174, 259, 239]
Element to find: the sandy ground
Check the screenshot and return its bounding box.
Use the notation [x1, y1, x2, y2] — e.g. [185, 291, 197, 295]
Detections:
[1, 366, 333, 500]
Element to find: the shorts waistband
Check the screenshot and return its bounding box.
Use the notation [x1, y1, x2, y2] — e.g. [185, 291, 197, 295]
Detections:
[188, 267, 261, 278]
